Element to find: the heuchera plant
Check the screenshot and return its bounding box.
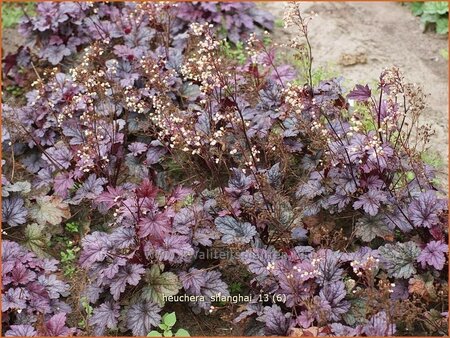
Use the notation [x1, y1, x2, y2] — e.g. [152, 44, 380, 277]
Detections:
[2, 241, 74, 336]
[1, 2, 448, 337]
[3, 2, 273, 90]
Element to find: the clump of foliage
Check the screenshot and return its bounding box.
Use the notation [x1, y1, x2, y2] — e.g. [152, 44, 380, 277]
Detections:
[2, 1, 272, 90]
[1, 241, 74, 336]
[2, 2, 448, 337]
[1, 2, 35, 29]
[148, 312, 190, 337]
[409, 2, 448, 34]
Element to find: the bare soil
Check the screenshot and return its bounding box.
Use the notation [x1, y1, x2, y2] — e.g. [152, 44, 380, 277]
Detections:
[262, 1, 448, 184]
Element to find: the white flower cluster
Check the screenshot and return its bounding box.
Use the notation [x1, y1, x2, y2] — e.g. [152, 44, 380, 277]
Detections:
[181, 23, 225, 94]
[350, 254, 380, 277]
[283, 83, 305, 117]
[124, 86, 146, 115]
[283, 3, 302, 29]
[266, 261, 276, 271]
[292, 264, 319, 279]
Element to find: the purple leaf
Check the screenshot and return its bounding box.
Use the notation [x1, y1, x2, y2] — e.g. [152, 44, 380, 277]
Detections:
[328, 192, 351, 211]
[166, 186, 192, 205]
[390, 280, 409, 301]
[101, 257, 127, 279]
[2, 288, 28, 312]
[42, 45, 72, 65]
[180, 268, 229, 303]
[172, 207, 195, 233]
[314, 249, 344, 285]
[95, 185, 125, 211]
[2, 197, 28, 227]
[5, 325, 37, 337]
[53, 172, 74, 199]
[138, 212, 171, 239]
[267, 162, 281, 187]
[234, 302, 264, 324]
[72, 174, 107, 204]
[347, 84, 371, 101]
[34, 168, 54, 189]
[114, 44, 138, 61]
[193, 227, 220, 247]
[226, 168, 252, 193]
[40, 313, 74, 336]
[318, 281, 350, 321]
[26, 282, 51, 313]
[109, 264, 145, 300]
[135, 179, 159, 199]
[128, 142, 148, 156]
[257, 305, 291, 336]
[11, 263, 36, 285]
[82, 284, 104, 304]
[417, 240, 448, 270]
[90, 301, 120, 335]
[270, 65, 296, 85]
[408, 190, 445, 228]
[146, 140, 167, 164]
[109, 227, 136, 249]
[296, 171, 325, 199]
[353, 189, 387, 216]
[153, 235, 194, 263]
[43, 144, 73, 169]
[21, 153, 44, 174]
[37, 274, 69, 299]
[240, 248, 279, 275]
[126, 300, 161, 336]
[330, 323, 360, 336]
[214, 216, 256, 244]
[79, 232, 112, 267]
[200, 270, 229, 299]
[2, 240, 34, 275]
[362, 311, 396, 336]
[179, 269, 206, 295]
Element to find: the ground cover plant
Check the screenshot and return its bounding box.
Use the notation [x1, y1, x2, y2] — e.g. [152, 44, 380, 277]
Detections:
[409, 1, 448, 35]
[1, 2, 448, 337]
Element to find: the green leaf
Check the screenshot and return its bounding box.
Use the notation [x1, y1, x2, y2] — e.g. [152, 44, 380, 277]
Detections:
[163, 312, 176, 328]
[276, 200, 294, 228]
[409, 2, 424, 16]
[163, 330, 173, 337]
[142, 265, 182, 306]
[159, 324, 169, 331]
[175, 329, 190, 337]
[275, 18, 284, 28]
[65, 222, 79, 233]
[343, 298, 367, 326]
[23, 223, 51, 258]
[1, 3, 35, 28]
[379, 241, 420, 279]
[4, 181, 31, 194]
[436, 17, 448, 34]
[422, 1, 448, 15]
[179, 83, 201, 101]
[355, 215, 392, 242]
[29, 195, 71, 226]
[420, 13, 440, 26]
[148, 331, 163, 337]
